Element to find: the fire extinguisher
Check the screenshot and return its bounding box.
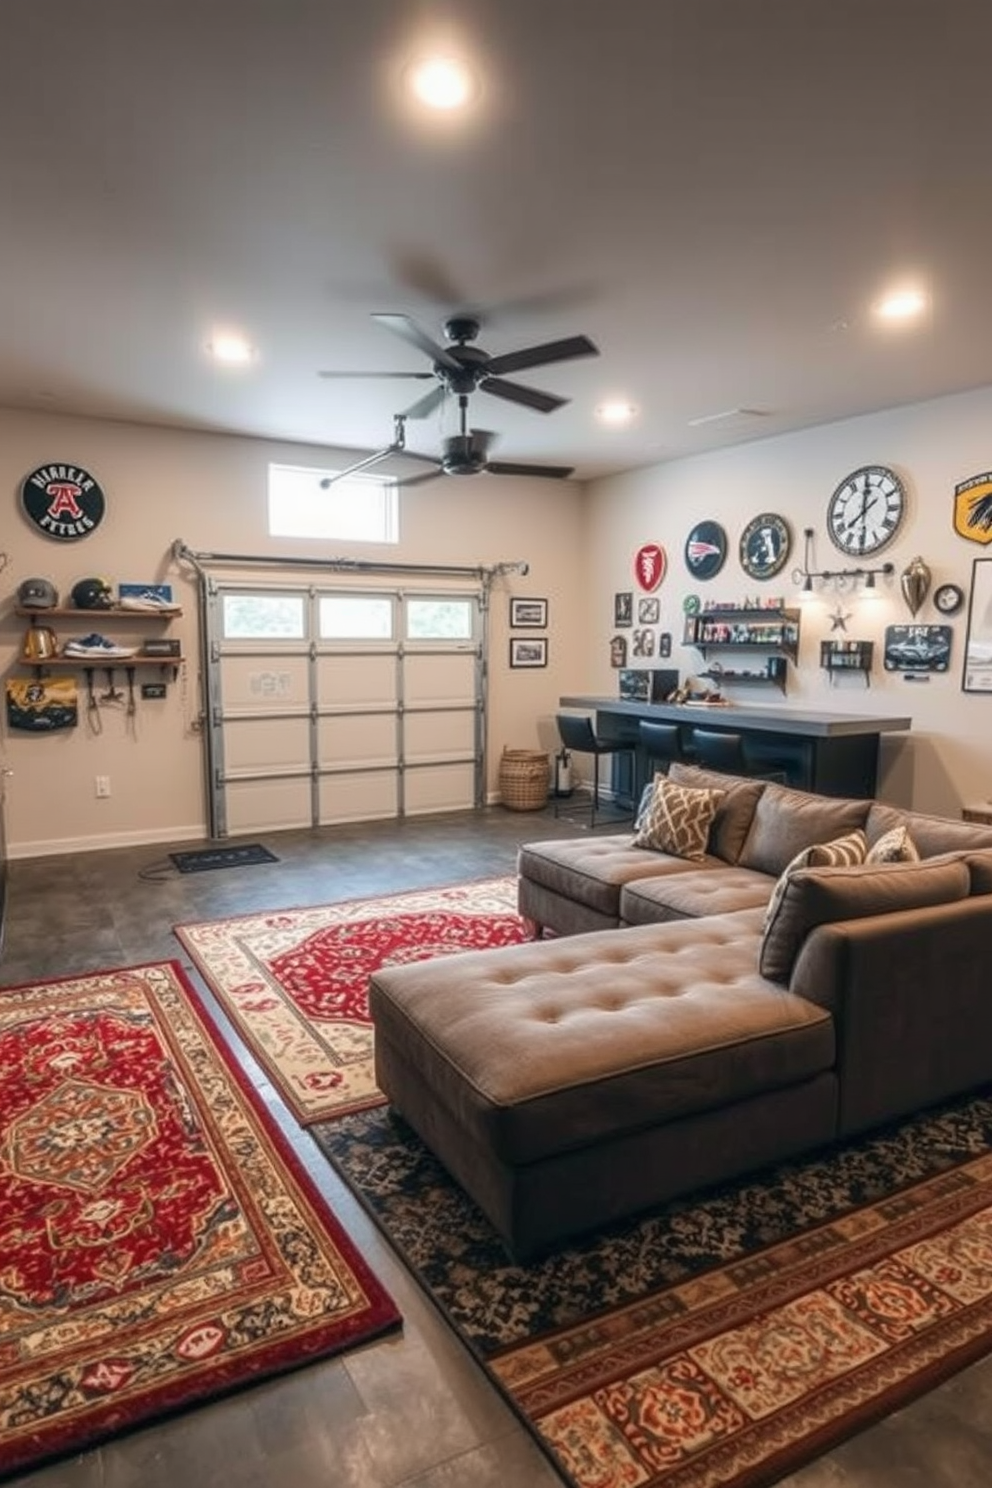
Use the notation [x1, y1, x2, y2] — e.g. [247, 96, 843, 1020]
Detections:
[553, 747, 573, 797]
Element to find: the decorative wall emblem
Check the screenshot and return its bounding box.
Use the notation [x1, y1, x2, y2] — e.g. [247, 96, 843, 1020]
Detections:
[634, 543, 667, 591]
[684, 521, 728, 580]
[953, 473, 992, 545]
[20, 463, 106, 541]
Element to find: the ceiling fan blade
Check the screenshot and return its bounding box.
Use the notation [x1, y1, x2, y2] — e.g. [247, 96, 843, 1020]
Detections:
[317, 369, 434, 380]
[485, 334, 599, 378]
[372, 313, 461, 371]
[486, 461, 575, 479]
[482, 377, 568, 414]
[401, 384, 447, 420]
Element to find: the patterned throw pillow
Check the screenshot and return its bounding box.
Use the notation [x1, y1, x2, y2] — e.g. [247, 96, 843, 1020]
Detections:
[633, 777, 726, 861]
[866, 825, 920, 864]
[762, 829, 868, 932]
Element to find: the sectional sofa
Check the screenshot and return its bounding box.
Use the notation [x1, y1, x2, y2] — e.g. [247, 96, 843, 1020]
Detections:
[369, 765, 992, 1259]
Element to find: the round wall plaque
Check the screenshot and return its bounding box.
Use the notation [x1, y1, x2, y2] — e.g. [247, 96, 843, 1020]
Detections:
[20, 463, 106, 541]
[684, 520, 728, 580]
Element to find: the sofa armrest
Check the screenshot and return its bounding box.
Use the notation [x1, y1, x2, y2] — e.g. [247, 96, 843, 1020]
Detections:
[789, 896, 992, 1135]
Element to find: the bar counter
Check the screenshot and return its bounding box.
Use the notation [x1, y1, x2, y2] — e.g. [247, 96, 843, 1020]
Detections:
[559, 696, 912, 798]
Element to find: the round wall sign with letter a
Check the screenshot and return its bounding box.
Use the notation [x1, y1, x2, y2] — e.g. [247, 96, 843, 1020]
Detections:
[20, 463, 107, 541]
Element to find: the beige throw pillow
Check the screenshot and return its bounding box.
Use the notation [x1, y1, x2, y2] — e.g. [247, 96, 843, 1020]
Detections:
[865, 825, 920, 864]
[762, 828, 868, 936]
[633, 777, 726, 861]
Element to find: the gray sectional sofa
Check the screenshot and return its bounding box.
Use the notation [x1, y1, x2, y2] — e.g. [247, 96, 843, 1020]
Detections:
[369, 766, 992, 1259]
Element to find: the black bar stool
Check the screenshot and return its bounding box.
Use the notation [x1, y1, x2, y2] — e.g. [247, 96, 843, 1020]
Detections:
[555, 713, 635, 827]
[638, 720, 685, 776]
[689, 727, 788, 783]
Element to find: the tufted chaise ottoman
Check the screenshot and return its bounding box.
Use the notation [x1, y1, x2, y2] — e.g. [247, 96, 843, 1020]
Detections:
[368, 910, 837, 1260]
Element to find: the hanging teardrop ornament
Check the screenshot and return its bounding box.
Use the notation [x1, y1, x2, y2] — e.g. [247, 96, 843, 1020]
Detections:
[900, 555, 932, 616]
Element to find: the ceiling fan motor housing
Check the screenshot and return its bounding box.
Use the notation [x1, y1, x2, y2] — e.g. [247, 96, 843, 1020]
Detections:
[442, 432, 489, 474]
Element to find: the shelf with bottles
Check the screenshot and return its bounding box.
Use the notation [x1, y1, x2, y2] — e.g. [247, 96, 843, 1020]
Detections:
[683, 605, 800, 661]
[820, 639, 873, 686]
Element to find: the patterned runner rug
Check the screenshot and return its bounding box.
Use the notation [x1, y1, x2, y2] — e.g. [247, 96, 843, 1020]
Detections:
[0, 962, 399, 1479]
[314, 1091, 992, 1488]
[175, 877, 528, 1124]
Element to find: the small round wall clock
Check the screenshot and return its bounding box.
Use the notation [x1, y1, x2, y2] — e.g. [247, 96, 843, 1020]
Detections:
[739, 513, 792, 580]
[826, 465, 906, 556]
[933, 582, 965, 616]
[684, 520, 728, 580]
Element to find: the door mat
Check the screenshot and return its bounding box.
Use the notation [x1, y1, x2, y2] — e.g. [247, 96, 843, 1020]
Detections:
[174, 877, 529, 1125]
[0, 960, 400, 1479]
[313, 1090, 992, 1488]
[170, 843, 279, 872]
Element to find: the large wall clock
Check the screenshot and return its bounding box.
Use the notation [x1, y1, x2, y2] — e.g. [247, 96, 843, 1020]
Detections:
[739, 513, 791, 580]
[827, 465, 906, 557]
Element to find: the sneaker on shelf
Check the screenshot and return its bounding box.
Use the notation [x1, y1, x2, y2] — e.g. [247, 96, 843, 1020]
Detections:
[118, 591, 180, 612]
[61, 634, 139, 659]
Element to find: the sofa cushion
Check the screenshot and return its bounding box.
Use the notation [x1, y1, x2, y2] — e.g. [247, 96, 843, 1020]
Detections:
[759, 856, 971, 984]
[865, 824, 920, 864]
[866, 803, 992, 857]
[738, 783, 870, 877]
[668, 763, 766, 864]
[369, 913, 832, 1167]
[633, 777, 726, 861]
[621, 866, 776, 925]
[518, 835, 716, 920]
[762, 829, 868, 942]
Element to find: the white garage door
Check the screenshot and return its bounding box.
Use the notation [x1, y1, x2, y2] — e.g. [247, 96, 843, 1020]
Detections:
[204, 580, 485, 837]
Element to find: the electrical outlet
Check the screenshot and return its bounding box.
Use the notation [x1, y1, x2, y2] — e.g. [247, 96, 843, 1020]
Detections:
[95, 775, 111, 798]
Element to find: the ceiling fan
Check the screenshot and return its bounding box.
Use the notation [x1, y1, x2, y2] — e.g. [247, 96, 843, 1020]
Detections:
[319, 311, 599, 420]
[319, 406, 575, 489]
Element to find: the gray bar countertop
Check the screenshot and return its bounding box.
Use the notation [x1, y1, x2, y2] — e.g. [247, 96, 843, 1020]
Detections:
[559, 696, 912, 738]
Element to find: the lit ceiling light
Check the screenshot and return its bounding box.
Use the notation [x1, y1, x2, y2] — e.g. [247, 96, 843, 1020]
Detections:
[206, 332, 256, 366]
[596, 401, 638, 426]
[874, 287, 928, 323]
[408, 55, 476, 110]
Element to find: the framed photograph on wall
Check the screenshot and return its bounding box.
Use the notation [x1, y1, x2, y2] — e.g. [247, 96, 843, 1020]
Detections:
[509, 636, 548, 669]
[614, 591, 633, 627]
[963, 557, 992, 693]
[509, 597, 548, 628]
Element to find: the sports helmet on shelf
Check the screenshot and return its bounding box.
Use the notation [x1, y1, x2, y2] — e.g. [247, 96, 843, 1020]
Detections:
[17, 577, 59, 609]
[71, 577, 114, 610]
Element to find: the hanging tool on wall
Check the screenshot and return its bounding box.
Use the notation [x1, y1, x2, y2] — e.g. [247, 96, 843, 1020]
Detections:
[84, 668, 102, 733]
[101, 667, 125, 705]
[125, 665, 137, 738]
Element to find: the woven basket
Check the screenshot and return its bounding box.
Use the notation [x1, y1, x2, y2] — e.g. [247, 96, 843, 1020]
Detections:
[499, 748, 550, 811]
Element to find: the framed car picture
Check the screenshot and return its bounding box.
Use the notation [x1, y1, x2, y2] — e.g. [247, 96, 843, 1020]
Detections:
[963, 557, 992, 692]
[509, 636, 548, 669]
[883, 624, 952, 673]
[509, 597, 548, 628]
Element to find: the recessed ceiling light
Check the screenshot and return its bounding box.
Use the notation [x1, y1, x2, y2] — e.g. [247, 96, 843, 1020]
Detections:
[206, 332, 256, 366]
[596, 401, 638, 426]
[873, 287, 928, 323]
[407, 55, 476, 111]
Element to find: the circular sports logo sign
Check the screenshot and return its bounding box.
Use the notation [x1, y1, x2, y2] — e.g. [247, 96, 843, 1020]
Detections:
[684, 520, 728, 580]
[20, 463, 106, 541]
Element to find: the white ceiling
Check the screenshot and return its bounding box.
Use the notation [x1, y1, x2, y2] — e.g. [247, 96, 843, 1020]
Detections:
[3, 0, 992, 481]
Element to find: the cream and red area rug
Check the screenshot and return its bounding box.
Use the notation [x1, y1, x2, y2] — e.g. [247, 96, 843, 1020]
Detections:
[0, 962, 399, 1478]
[175, 877, 529, 1124]
[316, 1093, 992, 1488]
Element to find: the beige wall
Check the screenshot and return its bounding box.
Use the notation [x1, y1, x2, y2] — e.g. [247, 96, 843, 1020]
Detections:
[0, 408, 587, 856]
[584, 386, 992, 817]
[4, 384, 992, 855]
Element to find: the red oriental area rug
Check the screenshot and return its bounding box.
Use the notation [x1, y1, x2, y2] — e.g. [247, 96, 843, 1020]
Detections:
[0, 961, 399, 1479]
[175, 877, 529, 1125]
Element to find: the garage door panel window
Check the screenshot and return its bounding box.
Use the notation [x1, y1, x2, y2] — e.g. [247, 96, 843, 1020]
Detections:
[405, 598, 474, 640]
[222, 593, 307, 640]
[319, 595, 394, 640]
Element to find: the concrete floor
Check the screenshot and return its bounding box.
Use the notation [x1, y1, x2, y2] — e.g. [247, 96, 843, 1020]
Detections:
[3, 804, 992, 1487]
